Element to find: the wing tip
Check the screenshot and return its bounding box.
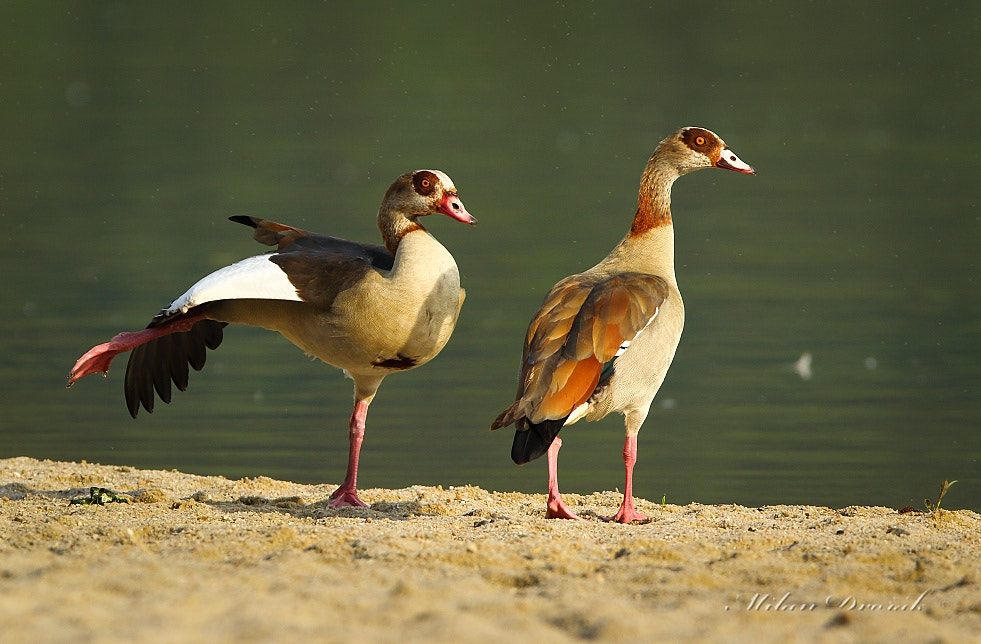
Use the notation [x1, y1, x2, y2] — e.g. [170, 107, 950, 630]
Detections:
[490, 403, 518, 431]
[229, 215, 258, 228]
[510, 418, 565, 465]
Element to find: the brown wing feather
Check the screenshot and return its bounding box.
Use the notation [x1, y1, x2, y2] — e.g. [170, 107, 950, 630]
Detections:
[226, 216, 397, 311]
[230, 215, 394, 270]
[269, 250, 377, 311]
[229, 215, 311, 248]
[503, 272, 669, 427]
[523, 278, 592, 362]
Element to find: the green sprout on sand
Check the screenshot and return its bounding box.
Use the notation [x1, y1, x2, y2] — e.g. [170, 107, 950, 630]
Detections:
[923, 479, 957, 519]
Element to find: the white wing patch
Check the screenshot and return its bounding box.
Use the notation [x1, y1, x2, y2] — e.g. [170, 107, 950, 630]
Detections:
[165, 254, 301, 316]
[614, 305, 660, 358]
[564, 401, 590, 426]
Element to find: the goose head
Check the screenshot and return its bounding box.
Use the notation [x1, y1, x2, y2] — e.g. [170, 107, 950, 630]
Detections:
[658, 127, 755, 176]
[384, 169, 477, 225]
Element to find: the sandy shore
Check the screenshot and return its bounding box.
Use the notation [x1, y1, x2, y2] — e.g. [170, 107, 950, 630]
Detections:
[1, 456, 977, 642]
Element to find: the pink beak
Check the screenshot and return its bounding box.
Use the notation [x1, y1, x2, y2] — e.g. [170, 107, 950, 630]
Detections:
[716, 147, 756, 175]
[438, 193, 477, 225]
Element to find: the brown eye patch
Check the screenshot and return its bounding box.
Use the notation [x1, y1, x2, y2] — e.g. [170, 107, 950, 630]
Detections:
[412, 170, 438, 196]
[681, 128, 717, 154]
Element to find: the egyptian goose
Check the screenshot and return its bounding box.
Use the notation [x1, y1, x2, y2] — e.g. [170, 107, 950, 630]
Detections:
[491, 127, 754, 523]
[68, 169, 476, 508]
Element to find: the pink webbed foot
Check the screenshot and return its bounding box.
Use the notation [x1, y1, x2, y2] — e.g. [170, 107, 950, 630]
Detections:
[68, 315, 208, 386]
[600, 434, 651, 524]
[543, 437, 586, 520]
[326, 399, 370, 509]
[327, 487, 368, 509]
[601, 499, 650, 525]
[67, 341, 120, 385]
[546, 494, 586, 521]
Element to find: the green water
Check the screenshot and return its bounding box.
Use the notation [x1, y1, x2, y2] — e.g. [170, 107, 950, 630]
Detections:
[1, 2, 978, 509]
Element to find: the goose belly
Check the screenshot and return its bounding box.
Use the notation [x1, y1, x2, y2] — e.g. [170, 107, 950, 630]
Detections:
[281, 266, 462, 374]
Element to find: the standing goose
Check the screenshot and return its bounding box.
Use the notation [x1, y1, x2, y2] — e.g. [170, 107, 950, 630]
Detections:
[69, 169, 476, 508]
[491, 127, 754, 523]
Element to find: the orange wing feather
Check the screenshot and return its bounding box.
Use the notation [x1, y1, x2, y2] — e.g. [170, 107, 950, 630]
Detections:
[539, 355, 602, 419]
[506, 272, 669, 427]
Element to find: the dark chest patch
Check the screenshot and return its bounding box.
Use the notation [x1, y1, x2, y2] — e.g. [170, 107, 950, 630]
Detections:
[372, 354, 419, 370]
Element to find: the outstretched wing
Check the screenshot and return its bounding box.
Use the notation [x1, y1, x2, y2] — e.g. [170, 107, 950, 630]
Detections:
[123, 217, 396, 416]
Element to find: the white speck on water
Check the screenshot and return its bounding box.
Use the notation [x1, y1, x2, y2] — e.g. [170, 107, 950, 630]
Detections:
[794, 353, 813, 380]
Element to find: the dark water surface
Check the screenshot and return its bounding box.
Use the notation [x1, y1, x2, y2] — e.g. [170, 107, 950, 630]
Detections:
[1, 3, 978, 509]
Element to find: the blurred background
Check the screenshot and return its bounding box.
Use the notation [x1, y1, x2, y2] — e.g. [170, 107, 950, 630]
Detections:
[1, 2, 977, 509]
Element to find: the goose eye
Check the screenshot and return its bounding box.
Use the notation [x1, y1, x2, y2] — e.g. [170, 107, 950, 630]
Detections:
[695, 136, 706, 146]
[413, 171, 438, 195]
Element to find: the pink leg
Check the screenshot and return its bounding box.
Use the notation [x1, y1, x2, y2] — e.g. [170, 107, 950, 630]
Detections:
[328, 399, 369, 508]
[602, 434, 649, 524]
[545, 437, 585, 520]
[67, 314, 208, 386]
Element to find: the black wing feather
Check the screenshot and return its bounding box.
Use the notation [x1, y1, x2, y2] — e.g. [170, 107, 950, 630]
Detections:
[511, 417, 565, 465]
[124, 319, 227, 418]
